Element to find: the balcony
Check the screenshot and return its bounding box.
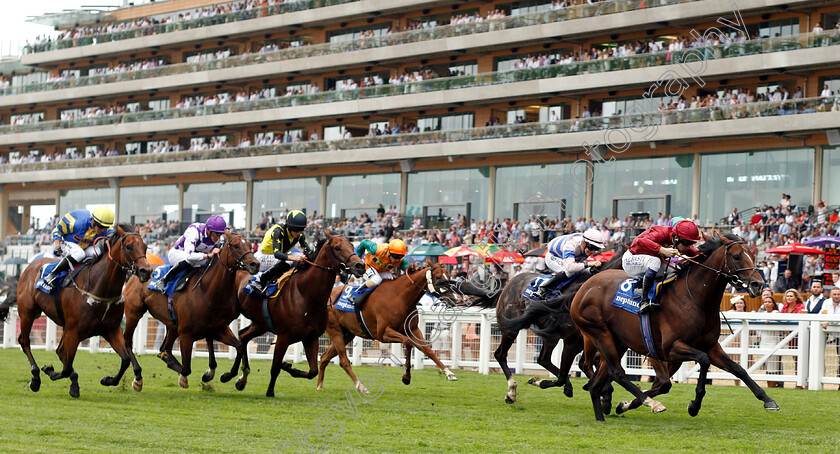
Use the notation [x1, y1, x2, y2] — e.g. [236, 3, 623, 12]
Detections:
[0, 30, 837, 146]
[2, 0, 801, 106]
[3, 96, 837, 184]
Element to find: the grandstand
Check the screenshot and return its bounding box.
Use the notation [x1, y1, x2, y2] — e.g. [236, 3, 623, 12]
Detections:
[0, 0, 838, 237]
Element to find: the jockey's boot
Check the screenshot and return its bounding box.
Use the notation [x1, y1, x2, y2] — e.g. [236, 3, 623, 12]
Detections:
[533, 272, 567, 299]
[250, 261, 289, 294]
[153, 261, 191, 293]
[637, 272, 659, 315]
[348, 284, 373, 307]
[41, 256, 75, 292]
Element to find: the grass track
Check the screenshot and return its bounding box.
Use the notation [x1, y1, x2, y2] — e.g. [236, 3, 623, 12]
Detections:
[0, 348, 838, 453]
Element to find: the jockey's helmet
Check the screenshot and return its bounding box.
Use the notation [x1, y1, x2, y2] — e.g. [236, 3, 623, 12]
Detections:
[388, 239, 407, 257]
[91, 206, 115, 228]
[286, 210, 307, 230]
[673, 220, 701, 243]
[205, 215, 227, 233]
[582, 229, 605, 250]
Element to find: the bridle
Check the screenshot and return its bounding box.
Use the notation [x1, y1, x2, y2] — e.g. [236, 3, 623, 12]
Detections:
[680, 239, 762, 311]
[216, 234, 255, 273]
[104, 232, 145, 275]
[300, 235, 361, 273]
[405, 264, 449, 295]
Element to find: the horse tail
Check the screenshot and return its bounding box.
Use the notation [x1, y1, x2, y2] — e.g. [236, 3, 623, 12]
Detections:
[0, 277, 19, 322]
[446, 279, 499, 309]
[497, 282, 583, 333]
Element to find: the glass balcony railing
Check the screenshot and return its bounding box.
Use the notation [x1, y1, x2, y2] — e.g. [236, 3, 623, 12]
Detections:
[25, 0, 362, 54]
[1, 30, 836, 135]
[3, 96, 836, 174]
[5, 0, 695, 96]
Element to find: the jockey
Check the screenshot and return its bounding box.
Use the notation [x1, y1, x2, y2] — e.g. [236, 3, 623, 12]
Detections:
[532, 229, 605, 299]
[249, 210, 313, 293]
[151, 215, 227, 293]
[42, 206, 115, 292]
[623, 219, 701, 314]
[348, 238, 408, 305]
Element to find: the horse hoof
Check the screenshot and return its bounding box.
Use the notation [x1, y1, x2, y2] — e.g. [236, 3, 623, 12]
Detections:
[563, 386, 573, 398]
[651, 402, 667, 414]
[69, 386, 80, 398]
[316, 383, 323, 391]
[539, 380, 556, 390]
[220, 372, 234, 383]
[235, 378, 247, 391]
[178, 375, 189, 389]
[764, 400, 780, 411]
[266, 390, 275, 398]
[602, 400, 612, 416]
[505, 395, 515, 404]
[201, 370, 214, 383]
[527, 377, 538, 385]
[688, 402, 699, 417]
[615, 402, 628, 415]
[100, 376, 117, 386]
[445, 372, 458, 381]
[132, 379, 143, 392]
[41, 365, 54, 375]
[29, 377, 41, 393]
[402, 376, 411, 386]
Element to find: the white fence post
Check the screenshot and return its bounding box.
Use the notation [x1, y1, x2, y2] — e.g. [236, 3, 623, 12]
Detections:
[808, 321, 824, 390]
[352, 336, 362, 366]
[515, 329, 526, 374]
[451, 321, 462, 369]
[739, 321, 749, 385]
[414, 312, 426, 370]
[135, 313, 148, 355]
[90, 336, 100, 353]
[479, 313, 491, 375]
[228, 318, 238, 359]
[45, 318, 57, 351]
[798, 321, 810, 388]
[3, 309, 16, 347]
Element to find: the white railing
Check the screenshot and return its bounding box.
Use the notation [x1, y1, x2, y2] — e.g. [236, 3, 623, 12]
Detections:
[3, 307, 839, 390]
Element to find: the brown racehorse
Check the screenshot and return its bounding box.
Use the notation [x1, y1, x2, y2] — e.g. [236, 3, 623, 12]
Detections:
[317, 259, 456, 392]
[123, 232, 259, 388]
[571, 233, 778, 421]
[219, 232, 366, 397]
[495, 246, 625, 404]
[1, 224, 152, 398]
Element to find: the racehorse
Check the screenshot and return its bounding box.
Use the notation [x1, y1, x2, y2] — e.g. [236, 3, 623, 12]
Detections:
[1, 224, 152, 397]
[317, 259, 456, 392]
[495, 246, 625, 404]
[219, 232, 366, 397]
[123, 232, 259, 388]
[571, 233, 778, 421]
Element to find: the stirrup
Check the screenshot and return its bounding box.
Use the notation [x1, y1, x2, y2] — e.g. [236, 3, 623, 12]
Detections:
[532, 287, 548, 299]
[250, 279, 266, 293]
[151, 280, 166, 293]
[638, 300, 659, 315]
[40, 279, 55, 292]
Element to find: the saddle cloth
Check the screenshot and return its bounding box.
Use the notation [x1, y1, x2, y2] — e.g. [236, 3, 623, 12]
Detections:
[522, 273, 578, 301]
[611, 274, 677, 314]
[35, 260, 86, 294]
[243, 268, 296, 299]
[147, 265, 194, 298]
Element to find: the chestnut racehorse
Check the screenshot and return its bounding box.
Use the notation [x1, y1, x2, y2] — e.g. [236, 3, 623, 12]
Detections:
[123, 232, 259, 388]
[220, 232, 366, 396]
[571, 233, 779, 421]
[317, 260, 456, 392]
[2, 224, 152, 397]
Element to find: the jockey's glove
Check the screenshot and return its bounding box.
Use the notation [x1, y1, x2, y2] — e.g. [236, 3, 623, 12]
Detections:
[53, 244, 63, 257]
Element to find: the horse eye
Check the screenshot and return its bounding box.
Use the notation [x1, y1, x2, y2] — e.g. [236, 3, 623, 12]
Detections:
[733, 254, 741, 260]
[234, 244, 240, 249]
[126, 244, 133, 250]
[334, 246, 341, 251]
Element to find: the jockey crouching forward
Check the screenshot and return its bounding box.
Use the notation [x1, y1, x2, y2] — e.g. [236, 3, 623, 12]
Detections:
[151, 215, 227, 293]
[41, 206, 116, 292]
[249, 210, 313, 294]
[623, 219, 701, 314]
[532, 229, 605, 300]
[348, 238, 408, 306]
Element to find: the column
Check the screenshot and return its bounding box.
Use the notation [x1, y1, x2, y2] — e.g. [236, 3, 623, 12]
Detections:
[177, 183, 185, 222]
[692, 153, 701, 219]
[487, 166, 496, 221]
[320, 175, 328, 218]
[0, 186, 8, 238]
[813, 145, 822, 205]
[21, 204, 31, 232]
[245, 179, 254, 230]
[399, 172, 408, 216]
[584, 161, 594, 219]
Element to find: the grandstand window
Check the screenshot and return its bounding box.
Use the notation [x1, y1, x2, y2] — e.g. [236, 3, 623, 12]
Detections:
[183, 46, 236, 63]
[495, 162, 586, 221]
[84, 145, 102, 158]
[821, 13, 840, 30]
[818, 75, 840, 95]
[448, 61, 478, 77]
[749, 18, 799, 39]
[493, 49, 571, 72]
[147, 140, 170, 153]
[416, 112, 474, 132]
[601, 95, 673, 116]
[120, 185, 179, 224]
[326, 174, 400, 220]
[124, 142, 144, 155]
[253, 178, 322, 222]
[60, 69, 81, 79]
[148, 98, 171, 111]
[699, 148, 814, 224]
[253, 132, 274, 145]
[59, 106, 103, 120]
[323, 125, 347, 141]
[327, 22, 392, 43]
[250, 37, 311, 53]
[123, 102, 142, 113]
[11, 72, 48, 87]
[593, 156, 694, 220]
[59, 187, 115, 214]
[406, 168, 490, 221]
[504, 1, 553, 15]
[183, 181, 247, 229]
[10, 112, 44, 125]
[325, 71, 389, 91]
[283, 81, 311, 95]
[823, 147, 840, 205]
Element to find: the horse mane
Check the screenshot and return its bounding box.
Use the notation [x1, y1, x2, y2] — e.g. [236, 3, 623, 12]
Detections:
[676, 232, 740, 276]
[406, 262, 427, 273]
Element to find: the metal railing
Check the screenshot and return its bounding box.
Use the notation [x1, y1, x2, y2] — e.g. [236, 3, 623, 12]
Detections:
[5, 0, 693, 96]
[3, 308, 838, 389]
[2, 95, 837, 174]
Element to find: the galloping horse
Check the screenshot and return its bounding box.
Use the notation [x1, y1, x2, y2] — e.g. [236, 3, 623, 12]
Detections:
[123, 232, 259, 388]
[317, 259, 456, 392]
[495, 247, 625, 404]
[1, 224, 152, 397]
[220, 232, 366, 397]
[571, 233, 778, 421]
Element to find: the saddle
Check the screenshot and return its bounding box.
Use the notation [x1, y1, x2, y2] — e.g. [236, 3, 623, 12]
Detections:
[35, 260, 89, 295]
[147, 265, 200, 298]
[244, 268, 296, 299]
[522, 273, 578, 301]
[611, 274, 677, 314]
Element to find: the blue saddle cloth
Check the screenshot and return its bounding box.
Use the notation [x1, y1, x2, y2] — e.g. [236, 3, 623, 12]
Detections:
[35, 261, 70, 294]
[334, 285, 359, 313]
[523, 274, 577, 301]
[147, 265, 191, 298]
[611, 275, 676, 314]
[243, 275, 280, 298]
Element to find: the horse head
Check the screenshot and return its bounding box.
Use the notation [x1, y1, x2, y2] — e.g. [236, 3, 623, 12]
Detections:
[716, 234, 765, 297]
[322, 231, 366, 277]
[113, 224, 153, 283]
[220, 233, 260, 275]
[421, 258, 452, 296]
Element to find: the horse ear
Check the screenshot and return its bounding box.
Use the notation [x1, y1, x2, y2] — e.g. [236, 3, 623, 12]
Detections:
[115, 225, 125, 235]
[702, 232, 713, 242]
[324, 230, 333, 239]
[426, 258, 434, 267]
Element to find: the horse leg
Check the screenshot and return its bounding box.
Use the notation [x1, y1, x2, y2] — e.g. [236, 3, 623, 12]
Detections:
[402, 344, 412, 385]
[398, 326, 457, 381]
[281, 336, 321, 381]
[592, 333, 662, 419]
[222, 323, 264, 385]
[177, 334, 194, 388]
[202, 338, 216, 383]
[266, 336, 291, 397]
[329, 330, 365, 392]
[530, 337, 569, 394]
[47, 330, 81, 398]
[707, 343, 780, 411]
[493, 330, 518, 404]
[158, 326, 183, 374]
[101, 327, 143, 392]
[17, 306, 42, 392]
[317, 343, 339, 390]
[616, 359, 677, 415]
[587, 355, 612, 422]
[209, 327, 242, 386]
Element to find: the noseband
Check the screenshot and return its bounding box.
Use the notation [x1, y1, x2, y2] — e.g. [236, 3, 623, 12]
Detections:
[105, 232, 145, 275]
[405, 264, 448, 295]
[300, 235, 361, 273]
[682, 239, 762, 311]
[218, 235, 255, 273]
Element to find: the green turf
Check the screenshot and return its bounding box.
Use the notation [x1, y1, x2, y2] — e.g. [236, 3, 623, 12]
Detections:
[0, 348, 837, 453]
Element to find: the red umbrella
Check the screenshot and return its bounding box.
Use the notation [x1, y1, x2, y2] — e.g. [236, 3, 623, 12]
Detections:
[524, 247, 546, 258]
[486, 250, 525, 264]
[764, 242, 825, 255]
[438, 255, 459, 264]
[587, 250, 616, 262]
